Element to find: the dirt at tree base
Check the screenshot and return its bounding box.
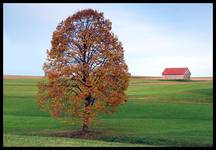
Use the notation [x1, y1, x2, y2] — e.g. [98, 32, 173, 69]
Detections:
[48, 130, 108, 139]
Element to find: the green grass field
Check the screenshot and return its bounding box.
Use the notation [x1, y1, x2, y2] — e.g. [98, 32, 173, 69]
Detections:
[3, 77, 213, 147]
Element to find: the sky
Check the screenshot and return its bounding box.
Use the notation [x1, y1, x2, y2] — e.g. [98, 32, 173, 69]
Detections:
[3, 3, 213, 77]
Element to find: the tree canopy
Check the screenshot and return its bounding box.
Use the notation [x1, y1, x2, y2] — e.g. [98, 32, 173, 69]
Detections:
[38, 9, 130, 131]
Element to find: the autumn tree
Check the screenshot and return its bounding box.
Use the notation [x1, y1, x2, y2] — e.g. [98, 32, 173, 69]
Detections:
[38, 9, 129, 132]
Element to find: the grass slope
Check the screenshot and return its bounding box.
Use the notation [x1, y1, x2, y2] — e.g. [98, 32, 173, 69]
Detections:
[4, 134, 153, 147]
[3, 78, 213, 147]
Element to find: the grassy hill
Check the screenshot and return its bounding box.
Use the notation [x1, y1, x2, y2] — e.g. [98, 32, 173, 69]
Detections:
[3, 77, 213, 147]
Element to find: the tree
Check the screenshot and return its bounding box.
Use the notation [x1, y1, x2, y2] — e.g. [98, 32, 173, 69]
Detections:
[38, 9, 130, 132]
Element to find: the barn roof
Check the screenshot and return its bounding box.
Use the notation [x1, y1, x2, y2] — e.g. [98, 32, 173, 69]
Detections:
[162, 68, 190, 75]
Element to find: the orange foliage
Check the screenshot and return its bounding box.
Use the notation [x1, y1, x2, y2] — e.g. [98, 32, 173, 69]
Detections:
[38, 9, 130, 131]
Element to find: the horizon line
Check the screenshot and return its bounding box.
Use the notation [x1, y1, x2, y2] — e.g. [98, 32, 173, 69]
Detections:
[3, 74, 213, 78]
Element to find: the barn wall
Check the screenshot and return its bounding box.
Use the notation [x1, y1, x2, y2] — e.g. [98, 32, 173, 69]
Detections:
[163, 75, 185, 80]
[184, 70, 191, 80]
[184, 74, 191, 80]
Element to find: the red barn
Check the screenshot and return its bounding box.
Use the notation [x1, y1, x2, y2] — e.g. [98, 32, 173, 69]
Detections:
[162, 67, 191, 80]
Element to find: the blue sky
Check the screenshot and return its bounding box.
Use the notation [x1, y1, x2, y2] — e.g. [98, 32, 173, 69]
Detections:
[3, 3, 213, 77]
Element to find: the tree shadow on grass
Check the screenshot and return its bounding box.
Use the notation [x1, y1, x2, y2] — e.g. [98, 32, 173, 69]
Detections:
[24, 129, 213, 147]
[36, 129, 159, 146]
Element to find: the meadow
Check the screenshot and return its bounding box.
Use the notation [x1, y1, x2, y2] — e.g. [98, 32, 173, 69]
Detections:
[3, 77, 213, 147]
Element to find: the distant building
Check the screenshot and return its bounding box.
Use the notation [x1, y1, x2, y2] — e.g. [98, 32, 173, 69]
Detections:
[162, 67, 191, 80]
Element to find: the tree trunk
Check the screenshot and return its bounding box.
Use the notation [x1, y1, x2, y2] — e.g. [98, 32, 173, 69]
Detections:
[82, 105, 90, 132]
[82, 122, 89, 132]
[82, 95, 94, 132]
[82, 96, 90, 132]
